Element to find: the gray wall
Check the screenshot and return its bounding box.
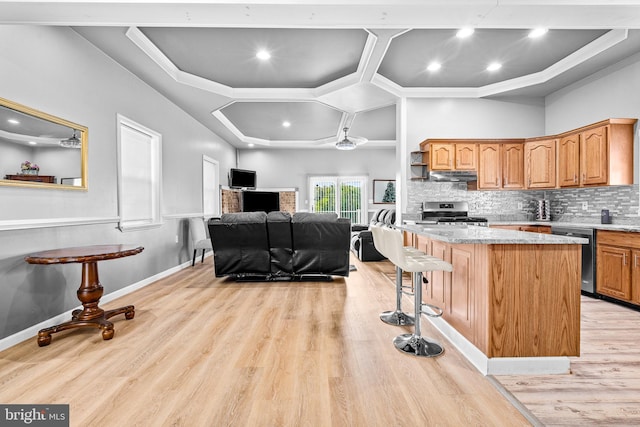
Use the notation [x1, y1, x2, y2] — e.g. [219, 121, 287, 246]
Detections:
[0, 26, 237, 340]
[237, 147, 395, 215]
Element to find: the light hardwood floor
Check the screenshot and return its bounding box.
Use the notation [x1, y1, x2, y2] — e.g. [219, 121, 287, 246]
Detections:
[495, 296, 640, 426]
[0, 256, 529, 427]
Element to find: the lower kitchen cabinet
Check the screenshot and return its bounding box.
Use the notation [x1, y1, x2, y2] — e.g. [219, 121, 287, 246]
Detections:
[416, 235, 475, 343]
[596, 230, 640, 305]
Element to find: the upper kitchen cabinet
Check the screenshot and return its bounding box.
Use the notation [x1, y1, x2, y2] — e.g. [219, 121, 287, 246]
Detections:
[557, 119, 636, 188]
[525, 138, 557, 189]
[558, 133, 580, 187]
[502, 143, 525, 189]
[477, 141, 524, 190]
[425, 141, 477, 171]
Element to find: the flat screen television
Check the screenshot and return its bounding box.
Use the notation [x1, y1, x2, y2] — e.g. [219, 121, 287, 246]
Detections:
[242, 191, 280, 213]
[229, 168, 256, 189]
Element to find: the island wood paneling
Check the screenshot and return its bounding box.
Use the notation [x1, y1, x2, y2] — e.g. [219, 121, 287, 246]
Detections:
[488, 244, 581, 357]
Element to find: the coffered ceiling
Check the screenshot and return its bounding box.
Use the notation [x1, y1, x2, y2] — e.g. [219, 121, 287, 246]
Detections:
[2, 1, 640, 150]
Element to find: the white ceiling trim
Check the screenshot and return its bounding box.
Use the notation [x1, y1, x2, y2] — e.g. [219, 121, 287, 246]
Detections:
[370, 29, 630, 99]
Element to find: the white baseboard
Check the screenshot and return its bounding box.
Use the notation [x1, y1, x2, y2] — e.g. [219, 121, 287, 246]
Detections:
[0, 257, 199, 352]
[423, 308, 571, 375]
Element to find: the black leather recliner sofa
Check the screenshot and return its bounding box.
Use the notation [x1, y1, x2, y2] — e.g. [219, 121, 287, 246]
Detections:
[208, 211, 351, 281]
[350, 209, 396, 261]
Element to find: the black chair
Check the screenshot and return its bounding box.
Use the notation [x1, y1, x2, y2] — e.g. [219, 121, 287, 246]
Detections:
[350, 209, 396, 261]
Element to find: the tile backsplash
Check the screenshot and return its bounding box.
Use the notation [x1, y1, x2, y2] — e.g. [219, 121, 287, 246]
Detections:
[406, 180, 640, 225]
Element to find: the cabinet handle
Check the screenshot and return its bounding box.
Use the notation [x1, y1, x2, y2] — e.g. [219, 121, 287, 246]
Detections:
[574, 174, 577, 183]
[583, 173, 586, 182]
[624, 253, 628, 266]
[635, 254, 639, 268]
[495, 177, 498, 186]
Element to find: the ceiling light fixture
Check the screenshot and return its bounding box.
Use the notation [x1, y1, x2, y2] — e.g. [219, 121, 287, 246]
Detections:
[282, 121, 291, 127]
[528, 28, 549, 39]
[486, 62, 502, 72]
[456, 28, 474, 39]
[28, 141, 37, 145]
[427, 62, 441, 72]
[336, 127, 367, 151]
[256, 49, 271, 60]
[59, 130, 81, 149]
[248, 143, 255, 148]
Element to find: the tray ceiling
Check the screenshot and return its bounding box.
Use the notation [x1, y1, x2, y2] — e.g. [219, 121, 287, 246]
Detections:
[2, 1, 639, 150]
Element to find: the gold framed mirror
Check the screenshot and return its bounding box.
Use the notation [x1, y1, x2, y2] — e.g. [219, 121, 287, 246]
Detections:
[0, 96, 87, 190]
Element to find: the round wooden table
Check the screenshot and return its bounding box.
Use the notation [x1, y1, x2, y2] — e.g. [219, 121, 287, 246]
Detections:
[25, 244, 144, 347]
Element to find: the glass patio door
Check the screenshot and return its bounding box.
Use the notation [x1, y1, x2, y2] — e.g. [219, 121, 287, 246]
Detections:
[309, 176, 367, 224]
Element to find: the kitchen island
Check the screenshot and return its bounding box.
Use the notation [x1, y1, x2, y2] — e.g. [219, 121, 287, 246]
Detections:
[400, 224, 587, 375]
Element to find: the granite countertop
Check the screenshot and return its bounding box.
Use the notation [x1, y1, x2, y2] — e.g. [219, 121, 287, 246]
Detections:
[398, 224, 588, 245]
[488, 220, 640, 232]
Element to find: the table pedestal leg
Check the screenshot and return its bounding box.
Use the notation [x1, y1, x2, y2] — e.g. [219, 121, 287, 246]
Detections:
[37, 261, 135, 347]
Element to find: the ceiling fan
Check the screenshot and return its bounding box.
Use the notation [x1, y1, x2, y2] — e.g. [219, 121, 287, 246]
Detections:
[335, 127, 367, 151]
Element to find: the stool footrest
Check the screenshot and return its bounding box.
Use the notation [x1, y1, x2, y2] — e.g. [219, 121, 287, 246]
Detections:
[421, 303, 443, 318]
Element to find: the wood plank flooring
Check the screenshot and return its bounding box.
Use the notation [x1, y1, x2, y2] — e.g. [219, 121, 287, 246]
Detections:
[494, 296, 640, 426]
[0, 256, 529, 427]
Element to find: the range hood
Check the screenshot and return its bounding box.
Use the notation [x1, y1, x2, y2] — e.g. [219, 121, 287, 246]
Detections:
[427, 170, 478, 182]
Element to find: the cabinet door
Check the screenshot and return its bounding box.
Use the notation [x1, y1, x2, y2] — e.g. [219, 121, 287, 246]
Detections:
[455, 143, 477, 170]
[426, 239, 448, 309]
[581, 126, 608, 186]
[446, 244, 474, 340]
[477, 144, 501, 189]
[502, 144, 524, 189]
[525, 139, 556, 189]
[632, 250, 640, 305]
[597, 244, 631, 301]
[430, 143, 454, 170]
[558, 134, 580, 187]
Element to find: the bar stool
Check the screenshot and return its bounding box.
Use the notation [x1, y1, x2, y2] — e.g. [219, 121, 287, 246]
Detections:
[382, 226, 453, 358]
[371, 225, 416, 326]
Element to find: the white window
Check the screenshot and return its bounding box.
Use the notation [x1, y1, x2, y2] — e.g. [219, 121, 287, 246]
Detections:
[309, 175, 367, 224]
[116, 114, 162, 231]
[202, 155, 220, 217]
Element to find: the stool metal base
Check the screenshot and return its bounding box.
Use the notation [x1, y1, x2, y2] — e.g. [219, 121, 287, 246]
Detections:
[393, 333, 444, 358]
[380, 310, 415, 326]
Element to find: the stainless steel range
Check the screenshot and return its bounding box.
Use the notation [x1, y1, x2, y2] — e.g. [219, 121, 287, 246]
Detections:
[420, 201, 488, 227]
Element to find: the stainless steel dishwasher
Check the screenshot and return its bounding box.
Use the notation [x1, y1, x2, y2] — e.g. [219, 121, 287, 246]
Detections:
[551, 226, 597, 296]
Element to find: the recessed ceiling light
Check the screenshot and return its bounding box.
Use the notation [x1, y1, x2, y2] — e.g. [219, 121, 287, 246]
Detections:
[282, 121, 291, 128]
[256, 49, 271, 60]
[28, 141, 37, 145]
[427, 62, 441, 72]
[487, 62, 502, 71]
[456, 28, 474, 39]
[528, 28, 548, 39]
[8, 118, 19, 125]
[248, 143, 255, 148]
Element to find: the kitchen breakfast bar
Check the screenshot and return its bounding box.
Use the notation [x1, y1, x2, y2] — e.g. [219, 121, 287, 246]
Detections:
[399, 224, 588, 375]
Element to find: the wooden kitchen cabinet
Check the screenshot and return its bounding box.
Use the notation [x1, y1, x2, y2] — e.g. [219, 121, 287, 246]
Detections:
[554, 120, 634, 188]
[502, 143, 525, 189]
[558, 133, 580, 187]
[455, 143, 477, 170]
[430, 143, 455, 170]
[490, 225, 551, 233]
[427, 141, 477, 171]
[477, 144, 501, 189]
[415, 235, 475, 342]
[477, 143, 524, 190]
[580, 125, 608, 185]
[525, 138, 557, 189]
[596, 230, 640, 304]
